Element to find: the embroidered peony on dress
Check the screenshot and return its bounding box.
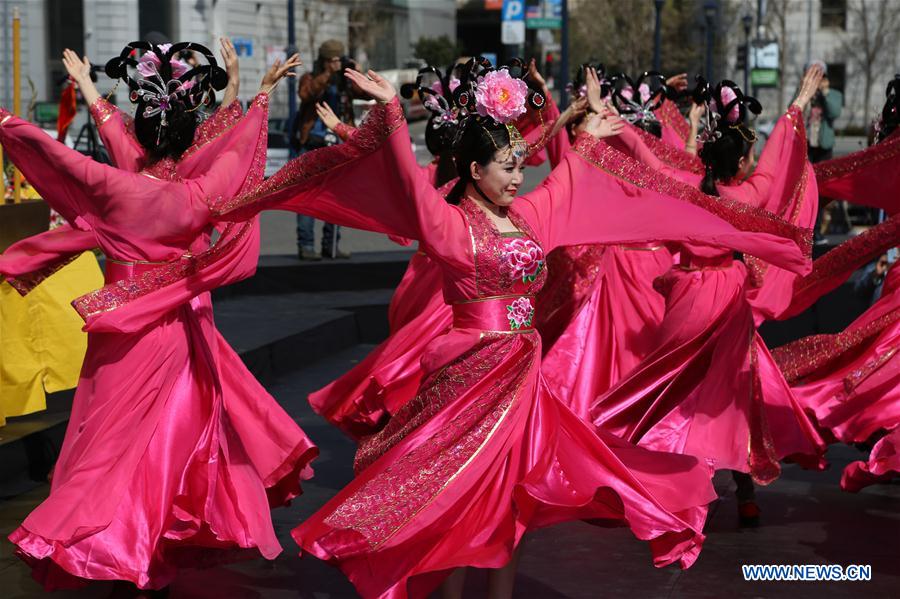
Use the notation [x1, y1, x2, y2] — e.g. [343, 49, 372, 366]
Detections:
[0, 94, 317, 590]
[590, 106, 826, 484]
[213, 97, 810, 598]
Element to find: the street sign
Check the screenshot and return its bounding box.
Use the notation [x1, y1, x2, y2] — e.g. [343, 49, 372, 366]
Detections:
[750, 40, 778, 70]
[526, 0, 561, 30]
[233, 37, 253, 57]
[501, 0, 525, 45]
[750, 68, 779, 88]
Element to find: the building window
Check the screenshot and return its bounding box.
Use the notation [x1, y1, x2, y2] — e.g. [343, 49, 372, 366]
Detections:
[826, 63, 846, 93]
[820, 0, 847, 30]
[47, 0, 84, 100]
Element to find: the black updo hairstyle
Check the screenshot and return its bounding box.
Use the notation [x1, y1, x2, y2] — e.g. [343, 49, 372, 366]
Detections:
[400, 63, 466, 186]
[609, 71, 674, 138]
[693, 77, 762, 196]
[105, 41, 228, 163]
[406, 56, 544, 204]
[876, 74, 900, 143]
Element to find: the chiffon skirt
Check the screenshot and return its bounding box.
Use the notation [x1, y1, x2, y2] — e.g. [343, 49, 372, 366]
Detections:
[591, 262, 825, 483]
[9, 293, 317, 590]
[294, 330, 716, 599]
[541, 245, 671, 420]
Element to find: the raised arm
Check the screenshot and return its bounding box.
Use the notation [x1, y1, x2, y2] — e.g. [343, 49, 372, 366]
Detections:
[514, 120, 810, 273]
[213, 73, 465, 257]
[0, 108, 128, 224]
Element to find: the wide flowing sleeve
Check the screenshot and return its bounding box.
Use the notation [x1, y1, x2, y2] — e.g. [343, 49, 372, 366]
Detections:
[740, 106, 809, 212]
[174, 100, 247, 179]
[72, 96, 270, 334]
[89, 97, 146, 171]
[0, 108, 136, 225]
[737, 107, 817, 321]
[610, 123, 704, 175]
[778, 213, 900, 319]
[814, 130, 900, 213]
[212, 98, 466, 261]
[0, 224, 96, 295]
[513, 132, 811, 273]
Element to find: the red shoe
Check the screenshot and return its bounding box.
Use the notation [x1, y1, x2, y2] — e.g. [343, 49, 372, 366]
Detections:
[738, 501, 761, 527]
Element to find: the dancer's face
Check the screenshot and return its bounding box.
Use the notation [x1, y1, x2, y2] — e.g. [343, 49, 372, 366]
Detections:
[471, 147, 524, 207]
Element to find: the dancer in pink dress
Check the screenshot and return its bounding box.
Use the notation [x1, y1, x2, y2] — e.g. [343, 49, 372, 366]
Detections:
[0, 43, 316, 592]
[539, 71, 679, 419]
[591, 68, 828, 526]
[772, 77, 900, 491]
[213, 59, 810, 598]
[308, 61, 556, 439]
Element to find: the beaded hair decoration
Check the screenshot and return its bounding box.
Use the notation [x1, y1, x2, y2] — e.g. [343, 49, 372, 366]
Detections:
[105, 41, 227, 141]
[609, 71, 672, 127]
[450, 56, 546, 160]
[693, 76, 761, 144]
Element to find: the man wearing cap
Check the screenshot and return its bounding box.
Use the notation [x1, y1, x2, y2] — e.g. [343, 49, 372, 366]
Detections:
[293, 39, 356, 260]
[807, 63, 843, 163]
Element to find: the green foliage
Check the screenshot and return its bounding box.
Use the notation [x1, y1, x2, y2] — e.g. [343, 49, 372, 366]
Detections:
[413, 35, 463, 69]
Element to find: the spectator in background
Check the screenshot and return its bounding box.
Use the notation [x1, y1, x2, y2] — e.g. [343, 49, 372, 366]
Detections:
[853, 253, 894, 307]
[807, 65, 843, 163]
[292, 39, 357, 260]
[808, 64, 845, 242]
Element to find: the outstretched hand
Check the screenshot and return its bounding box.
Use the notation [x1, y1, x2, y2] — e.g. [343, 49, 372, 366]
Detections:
[344, 69, 396, 104]
[62, 49, 91, 84]
[62, 48, 100, 105]
[260, 53, 302, 95]
[585, 67, 605, 114]
[792, 63, 825, 111]
[220, 37, 239, 83]
[584, 112, 625, 139]
[666, 73, 689, 92]
[316, 102, 341, 131]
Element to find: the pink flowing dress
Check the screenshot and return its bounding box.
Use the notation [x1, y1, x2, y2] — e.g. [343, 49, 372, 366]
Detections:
[212, 98, 810, 598]
[309, 111, 557, 439]
[0, 94, 317, 590]
[538, 123, 703, 420]
[771, 132, 900, 490]
[591, 106, 826, 484]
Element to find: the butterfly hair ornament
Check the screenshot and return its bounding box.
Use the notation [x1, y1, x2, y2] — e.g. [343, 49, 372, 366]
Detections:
[609, 71, 673, 130]
[692, 76, 762, 145]
[105, 41, 227, 142]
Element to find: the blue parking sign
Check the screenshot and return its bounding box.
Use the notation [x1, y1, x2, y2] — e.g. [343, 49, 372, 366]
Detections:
[502, 0, 524, 22]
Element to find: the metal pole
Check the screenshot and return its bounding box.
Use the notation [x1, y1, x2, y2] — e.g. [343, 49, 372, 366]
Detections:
[653, 0, 663, 72]
[805, 0, 812, 66]
[286, 0, 297, 133]
[12, 7, 21, 203]
[559, 0, 569, 109]
[743, 20, 751, 91]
